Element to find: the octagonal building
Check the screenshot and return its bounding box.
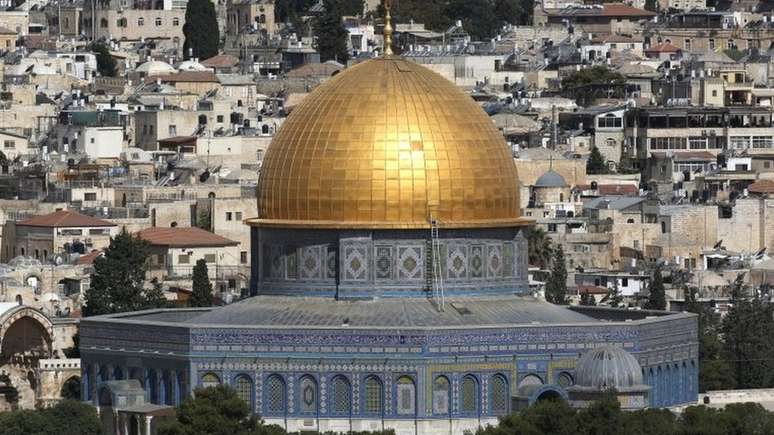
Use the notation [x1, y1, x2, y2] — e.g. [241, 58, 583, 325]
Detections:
[80, 56, 699, 434]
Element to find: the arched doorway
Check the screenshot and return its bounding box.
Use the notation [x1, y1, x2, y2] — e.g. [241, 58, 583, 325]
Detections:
[536, 389, 562, 401]
[61, 376, 81, 400]
[1, 315, 52, 365]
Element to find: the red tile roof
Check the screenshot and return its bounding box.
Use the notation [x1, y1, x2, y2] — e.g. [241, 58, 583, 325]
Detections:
[201, 54, 239, 68]
[577, 285, 609, 295]
[18, 210, 116, 228]
[137, 227, 238, 248]
[645, 43, 681, 53]
[150, 71, 219, 83]
[77, 250, 104, 265]
[749, 179, 774, 194]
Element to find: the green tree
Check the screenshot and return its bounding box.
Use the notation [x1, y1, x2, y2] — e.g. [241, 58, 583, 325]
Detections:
[606, 280, 623, 308]
[684, 287, 734, 392]
[157, 385, 285, 435]
[494, 0, 533, 26]
[526, 227, 553, 269]
[91, 41, 116, 77]
[335, 0, 364, 16]
[586, 145, 607, 175]
[445, 0, 499, 41]
[721, 286, 774, 389]
[621, 408, 678, 435]
[545, 245, 567, 304]
[562, 66, 626, 106]
[645, 265, 666, 310]
[83, 230, 167, 316]
[190, 259, 213, 307]
[580, 291, 596, 306]
[313, 0, 349, 62]
[0, 400, 101, 435]
[574, 391, 621, 435]
[183, 0, 220, 60]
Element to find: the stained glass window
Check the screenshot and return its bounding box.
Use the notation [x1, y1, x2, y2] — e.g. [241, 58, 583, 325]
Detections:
[461, 376, 477, 413]
[235, 375, 253, 407]
[432, 376, 450, 415]
[300, 377, 317, 413]
[265, 375, 286, 414]
[364, 376, 383, 414]
[490, 375, 508, 414]
[331, 376, 351, 414]
[201, 373, 220, 388]
[396, 376, 415, 415]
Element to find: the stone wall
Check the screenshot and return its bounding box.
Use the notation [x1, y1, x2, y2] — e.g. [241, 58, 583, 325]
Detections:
[515, 158, 586, 187]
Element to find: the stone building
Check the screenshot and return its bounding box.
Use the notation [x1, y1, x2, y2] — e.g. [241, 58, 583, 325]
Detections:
[80, 50, 698, 434]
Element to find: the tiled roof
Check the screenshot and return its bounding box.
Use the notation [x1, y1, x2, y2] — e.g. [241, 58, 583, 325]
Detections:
[18, 210, 116, 228]
[77, 250, 104, 265]
[749, 179, 774, 194]
[136, 227, 238, 248]
[201, 54, 239, 68]
[645, 43, 680, 53]
[151, 71, 218, 83]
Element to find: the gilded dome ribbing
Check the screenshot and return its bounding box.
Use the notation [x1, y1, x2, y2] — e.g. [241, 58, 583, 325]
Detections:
[254, 57, 524, 229]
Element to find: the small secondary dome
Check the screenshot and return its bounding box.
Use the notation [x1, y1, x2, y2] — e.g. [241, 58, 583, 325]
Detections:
[136, 60, 175, 76]
[177, 60, 208, 72]
[255, 57, 525, 229]
[534, 169, 567, 188]
[574, 346, 644, 391]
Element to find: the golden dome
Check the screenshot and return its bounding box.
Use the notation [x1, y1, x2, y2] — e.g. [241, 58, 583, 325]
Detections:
[253, 57, 526, 229]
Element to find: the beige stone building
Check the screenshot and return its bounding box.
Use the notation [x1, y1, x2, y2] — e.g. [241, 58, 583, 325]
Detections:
[226, 0, 276, 37]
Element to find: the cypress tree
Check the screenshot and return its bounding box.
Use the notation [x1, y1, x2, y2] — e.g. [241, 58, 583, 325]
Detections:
[313, 0, 349, 62]
[545, 245, 567, 304]
[84, 230, 167, 316]
[91, 41, 116, 77]
[586, 145, 607, 175]
[645, 265, 666, 310]
[183, 0, 220, 60]
[190, 259, 213, 307]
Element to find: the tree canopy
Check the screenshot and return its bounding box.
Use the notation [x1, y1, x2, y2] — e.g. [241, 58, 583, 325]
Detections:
[313, 0, 349, 62]
[190, 259, 213, 307]
[0, 400, 101, 435]
[526, 227, 553, 269]
[545, 245, 567, 304]
[561, 66, 626, 106]
[586, 145, 607, 175]
[91, 41, 116, 77]
[183, 0, 219, 60]
[476, 393, 774, 435]
[83, 230, 167, 316]
[645, 265, 666, 310]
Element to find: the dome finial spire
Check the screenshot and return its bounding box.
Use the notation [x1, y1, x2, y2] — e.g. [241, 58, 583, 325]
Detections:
[383, 0, 393, 56]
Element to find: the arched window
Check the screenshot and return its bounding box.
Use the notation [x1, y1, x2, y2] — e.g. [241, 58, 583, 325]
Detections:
[201, 372, 220, 388]
[517, 374, 543, 390]
[234, 375, 253, 407]
[173, 18, 179, 26]
[461, 376, 478, 414]
[396, 376, 415, 415]
[138, 17, 144, 26]
[265, 374, 286, 414]
[364, 376, 383, 415]
[299, 376, 317, 413]
[627, 218, 635, 224]
[100, 18, 108, 28]
[155, 17, 162, 26]
[330, 376, 351, 415]
[432, 376, 450, 415]
[490, 374, 508, 415]
[557, 372, 574, 388]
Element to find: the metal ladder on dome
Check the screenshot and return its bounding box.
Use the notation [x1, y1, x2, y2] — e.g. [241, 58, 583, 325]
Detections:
[429, 216, 445, 312]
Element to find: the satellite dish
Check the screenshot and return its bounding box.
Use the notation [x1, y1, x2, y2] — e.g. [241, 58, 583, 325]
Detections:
[54, 255, 63, 265]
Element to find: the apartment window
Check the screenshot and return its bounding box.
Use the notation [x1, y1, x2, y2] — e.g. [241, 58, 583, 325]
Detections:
[155, 17, 162, 26]
[731, 136, 751, 149]
[178, 254, 190, 264]
[89, 228, 108, 235]
[138, 17, 144, 26]
[226, 212, 233, 221]
[235, 212, 242, 220]
[712, 90, 718, 97]
[765, 161, 771, 169]
[90, 138, 95, 144]
[173, 17, 179, 26]
[709, 39, 715, 50]
[597, 114, 622, 128]
[169, 125, 177, 136]
[633, 240, 639, 249]
[3, 140, 14, 149]
[547, 223, 558, 233]
[684, 39, 691, 50]
[217, 115, 224, 123]
[689, 137, 708, 149]
[622, 278, 629, 286]
[204, 254, 217, 262]
[727, 39, 735, 49]
[240, 251, 247, 264]
[84, 192, 97, 201]
[753, 136, 773, 149]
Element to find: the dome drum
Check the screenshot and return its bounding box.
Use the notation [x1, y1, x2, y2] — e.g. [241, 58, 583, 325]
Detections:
[251, 226, 530, 299]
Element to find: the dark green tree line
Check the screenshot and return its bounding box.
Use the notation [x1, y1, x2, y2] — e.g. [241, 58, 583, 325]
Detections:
[183, 0, 220, 60]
